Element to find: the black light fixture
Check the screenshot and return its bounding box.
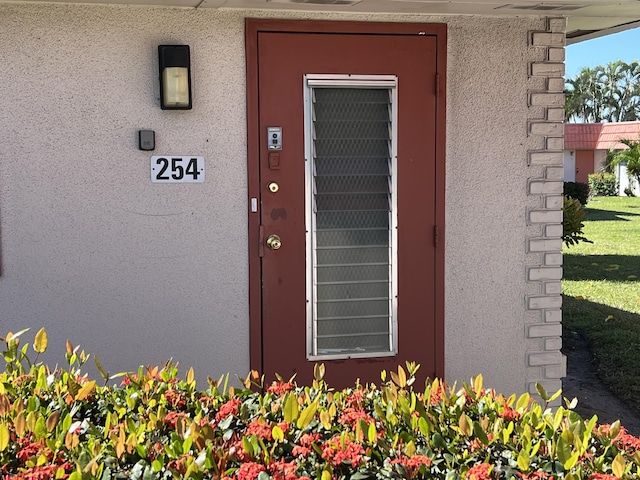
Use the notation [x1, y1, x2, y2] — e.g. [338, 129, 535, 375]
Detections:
[158, 45, 192, 110]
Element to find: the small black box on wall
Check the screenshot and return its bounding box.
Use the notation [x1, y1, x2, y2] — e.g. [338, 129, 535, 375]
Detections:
[139, 130, 155, 151]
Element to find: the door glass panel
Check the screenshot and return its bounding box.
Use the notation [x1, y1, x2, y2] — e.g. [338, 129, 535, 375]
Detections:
[305, 76, 398, 359]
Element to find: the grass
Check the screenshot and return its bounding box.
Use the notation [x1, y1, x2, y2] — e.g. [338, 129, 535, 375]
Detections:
[563, 196, 640, 408]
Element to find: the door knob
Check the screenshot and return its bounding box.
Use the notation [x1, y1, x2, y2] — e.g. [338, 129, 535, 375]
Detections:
[268, 182, 279, 193]
[266, 234, 282, 250]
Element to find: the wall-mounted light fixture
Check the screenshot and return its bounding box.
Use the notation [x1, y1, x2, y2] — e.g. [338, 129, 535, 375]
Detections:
[158, 45, 192, 110]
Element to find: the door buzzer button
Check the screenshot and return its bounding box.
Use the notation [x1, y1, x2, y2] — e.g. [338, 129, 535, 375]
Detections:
[267, 126, 282, 150]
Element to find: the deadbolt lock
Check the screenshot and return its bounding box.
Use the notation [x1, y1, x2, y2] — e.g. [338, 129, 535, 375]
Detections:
[266, 234, 282, 250]
[268, 182, 279, 193]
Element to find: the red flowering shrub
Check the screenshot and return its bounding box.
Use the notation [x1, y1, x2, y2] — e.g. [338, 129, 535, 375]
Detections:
[236, 461, 266, 480]
[164, 388, 187, 409]
[291, 434, 319, 458]
[216, 397, 242, 422]
[267, 459, 299, 480]
[246, 418, 273, 441]
[321, 435, 366, 468]
[390, 455, 432, 479]
[466, 463, 493, 479]
[2, 328, 640, 480]
[338, 408, 375, 429]
[517, 472, 554, 480]
[267, 381, 294, 396]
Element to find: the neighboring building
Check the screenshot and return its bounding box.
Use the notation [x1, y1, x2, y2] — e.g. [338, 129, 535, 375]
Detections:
[564, 122, 640, 195]
[2, 0, 640, 396]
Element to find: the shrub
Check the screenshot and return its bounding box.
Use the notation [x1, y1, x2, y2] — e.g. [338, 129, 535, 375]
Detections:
[588, 173, 618, 197]
[1, 328, 640, 480]
[563, 196, 592, 248]
[564, 181, 589, 206]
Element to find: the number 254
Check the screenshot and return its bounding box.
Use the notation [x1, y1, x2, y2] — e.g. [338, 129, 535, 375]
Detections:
[155, 157, 201, 181]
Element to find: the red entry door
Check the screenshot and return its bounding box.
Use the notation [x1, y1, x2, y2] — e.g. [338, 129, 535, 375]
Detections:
[246, 20, 446, 388]
[575, 150, 594, 184]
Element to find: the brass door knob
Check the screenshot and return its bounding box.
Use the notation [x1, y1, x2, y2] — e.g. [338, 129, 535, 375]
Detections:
[268, 182, 279, 193]
[266, 234, 282, 250]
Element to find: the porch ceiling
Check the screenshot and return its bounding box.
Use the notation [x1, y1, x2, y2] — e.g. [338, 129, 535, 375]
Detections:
[3, 0, 640, 42]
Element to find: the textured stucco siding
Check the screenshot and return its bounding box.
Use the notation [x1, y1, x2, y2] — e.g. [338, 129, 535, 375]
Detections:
[0, 4, 251, 380]
[445, 16, 533, 394]
[0, 4, 561, 395]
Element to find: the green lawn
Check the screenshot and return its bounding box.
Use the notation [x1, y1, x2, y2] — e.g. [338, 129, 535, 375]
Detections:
[563, 196, 640, 407]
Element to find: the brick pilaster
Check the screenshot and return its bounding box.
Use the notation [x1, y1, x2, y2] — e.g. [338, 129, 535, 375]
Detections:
[525, 17, 566, 398]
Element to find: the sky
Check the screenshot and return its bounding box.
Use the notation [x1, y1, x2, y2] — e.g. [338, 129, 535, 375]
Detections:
[566, 27, 640, 79]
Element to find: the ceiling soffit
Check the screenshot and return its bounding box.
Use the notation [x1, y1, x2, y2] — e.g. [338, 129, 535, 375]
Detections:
[3, 0, 640, 42]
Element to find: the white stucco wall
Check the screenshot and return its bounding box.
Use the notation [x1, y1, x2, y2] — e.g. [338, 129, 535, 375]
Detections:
[564, 150, 576, 182]
[617, 163, 640, 196]
[445, 16, 539, 394]
[594, 149, 607, 173]
[0, 3, 548, 395]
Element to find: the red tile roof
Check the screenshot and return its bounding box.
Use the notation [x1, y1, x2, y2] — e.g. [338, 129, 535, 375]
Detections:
[565, 122, 640, 150]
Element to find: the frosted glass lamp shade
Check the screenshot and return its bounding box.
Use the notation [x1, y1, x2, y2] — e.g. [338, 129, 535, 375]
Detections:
[158, 45, 192, 110]
[162, 67, 190, 108]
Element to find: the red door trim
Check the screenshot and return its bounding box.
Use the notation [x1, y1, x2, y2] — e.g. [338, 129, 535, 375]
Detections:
[245, 18, 447, 381]
[245, 21, 262, 374]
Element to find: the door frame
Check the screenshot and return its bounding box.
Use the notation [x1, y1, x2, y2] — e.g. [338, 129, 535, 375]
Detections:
[245, 18, 447, 380]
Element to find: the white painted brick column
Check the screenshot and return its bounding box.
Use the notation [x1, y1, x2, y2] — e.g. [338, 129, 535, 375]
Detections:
[525, 17, 566, 398]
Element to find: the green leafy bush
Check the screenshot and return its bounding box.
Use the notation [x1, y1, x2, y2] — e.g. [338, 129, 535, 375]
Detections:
[564, 182, 590, 206]
[588, 173, 618, 197]
[563, 196, 593, 248]
[2, 328, 640, 480]
[612, 138, 640, 190]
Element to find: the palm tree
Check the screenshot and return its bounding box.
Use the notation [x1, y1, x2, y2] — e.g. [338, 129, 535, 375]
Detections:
[565, 61, 640, 123]
[612, 137, 640, 188]
[565, 67, 606, 122]
[598, 60, 640, 122]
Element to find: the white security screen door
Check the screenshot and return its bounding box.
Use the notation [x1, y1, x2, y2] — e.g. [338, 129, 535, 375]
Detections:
[304, 75, 398, 360]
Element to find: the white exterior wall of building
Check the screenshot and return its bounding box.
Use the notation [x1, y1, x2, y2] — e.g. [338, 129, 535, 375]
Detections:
[0, 4, 560, 395]
[617, 163, 640, 196]
[563, 149, 607, 183]
[594, 150, 607, 174]
[564, 150, 575, 182]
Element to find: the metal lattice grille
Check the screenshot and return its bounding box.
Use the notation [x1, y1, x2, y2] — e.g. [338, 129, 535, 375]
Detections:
[310, 86, 394, 356]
